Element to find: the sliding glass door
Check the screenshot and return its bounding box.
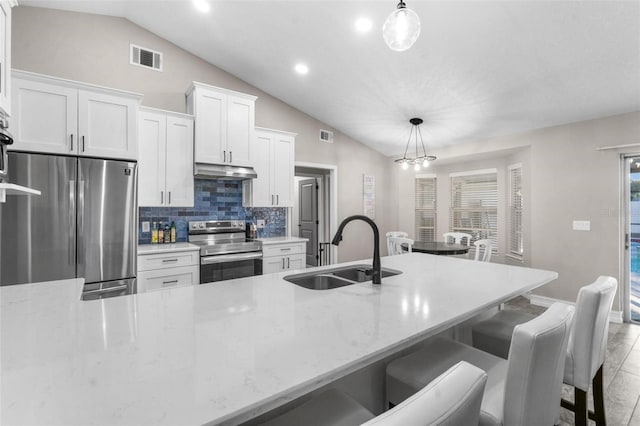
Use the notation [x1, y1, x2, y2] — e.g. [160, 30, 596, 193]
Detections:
[623, 155, 640, 323]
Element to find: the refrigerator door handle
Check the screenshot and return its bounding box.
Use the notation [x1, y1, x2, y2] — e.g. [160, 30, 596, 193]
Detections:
[70, 134, 74, 151]
[77, 179, 85, 267]
[69, 180, 75, 265]
[78, 180, 85, 232]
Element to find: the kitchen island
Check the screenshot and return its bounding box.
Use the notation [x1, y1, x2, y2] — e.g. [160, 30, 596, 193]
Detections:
[1, 253, 557, 425]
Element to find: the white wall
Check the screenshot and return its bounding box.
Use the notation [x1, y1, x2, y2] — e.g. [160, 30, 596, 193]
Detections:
[393, 112, 640, 311]
[12, 6, 394, 262]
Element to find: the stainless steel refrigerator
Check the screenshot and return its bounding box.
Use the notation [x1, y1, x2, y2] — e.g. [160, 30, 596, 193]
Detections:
[0, 152, 137, 299]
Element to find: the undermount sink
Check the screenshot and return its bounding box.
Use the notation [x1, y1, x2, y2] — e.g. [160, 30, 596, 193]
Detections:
[284, 264, 402, 290]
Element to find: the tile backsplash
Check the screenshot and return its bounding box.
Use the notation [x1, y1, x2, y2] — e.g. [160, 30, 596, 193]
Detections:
[138, 179, 287, 244]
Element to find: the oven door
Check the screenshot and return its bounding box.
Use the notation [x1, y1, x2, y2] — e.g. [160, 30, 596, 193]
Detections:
[200, 252, 263, 284]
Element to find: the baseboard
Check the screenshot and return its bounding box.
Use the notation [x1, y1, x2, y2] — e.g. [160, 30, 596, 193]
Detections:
[527, 294, 623, 324]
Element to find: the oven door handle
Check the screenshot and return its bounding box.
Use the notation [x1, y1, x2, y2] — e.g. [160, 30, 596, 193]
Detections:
[201, 252, 263, 265]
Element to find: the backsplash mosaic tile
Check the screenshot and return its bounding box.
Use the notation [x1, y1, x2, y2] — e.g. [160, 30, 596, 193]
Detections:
[138, 179, 287, 244]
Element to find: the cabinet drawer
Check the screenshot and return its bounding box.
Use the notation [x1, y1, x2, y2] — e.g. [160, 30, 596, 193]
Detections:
[262, 242, 305, 258]
[138, 250, 199, 272]
[138, 265, 199, 293]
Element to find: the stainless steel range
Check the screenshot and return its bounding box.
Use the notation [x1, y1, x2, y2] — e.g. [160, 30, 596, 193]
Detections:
[188, 220, 262, 284]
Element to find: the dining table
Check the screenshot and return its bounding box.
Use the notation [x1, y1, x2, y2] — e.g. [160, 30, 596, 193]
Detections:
[405, 241, 470, 255]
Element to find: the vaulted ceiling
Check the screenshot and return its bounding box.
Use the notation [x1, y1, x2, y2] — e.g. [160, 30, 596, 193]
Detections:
[20, 0, 640, 156]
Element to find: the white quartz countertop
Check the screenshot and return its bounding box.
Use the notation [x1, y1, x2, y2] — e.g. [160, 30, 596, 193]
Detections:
[138, 242, 200, 254]
[1, 254, 557, 426]
[256, 236, 308, 244]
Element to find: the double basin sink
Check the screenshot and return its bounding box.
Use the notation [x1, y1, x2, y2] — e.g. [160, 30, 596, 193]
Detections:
[284, 264, 402, 290]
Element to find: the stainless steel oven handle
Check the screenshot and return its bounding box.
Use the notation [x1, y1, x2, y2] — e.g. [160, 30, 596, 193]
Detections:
[201, 252, 263, 265]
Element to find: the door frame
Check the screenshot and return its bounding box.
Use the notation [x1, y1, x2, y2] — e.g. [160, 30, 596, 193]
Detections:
[621, 153, 640, 323]
[291, 161, 338, 265]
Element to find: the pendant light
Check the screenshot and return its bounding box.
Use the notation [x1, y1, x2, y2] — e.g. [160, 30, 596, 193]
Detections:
[394, 118, 436, 170]
[382, 0, 421, 52]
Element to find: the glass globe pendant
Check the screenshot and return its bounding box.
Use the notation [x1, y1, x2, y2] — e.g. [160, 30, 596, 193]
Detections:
[382, 1, 421, 52]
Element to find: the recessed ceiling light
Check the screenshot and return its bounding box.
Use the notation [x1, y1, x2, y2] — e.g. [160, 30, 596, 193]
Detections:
[294, 63, 309, 75]
[193, 0, 210, 13]
[355, 17, 372, 32]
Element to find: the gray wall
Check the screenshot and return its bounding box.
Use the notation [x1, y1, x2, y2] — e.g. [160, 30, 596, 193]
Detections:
[12, 6, 393, 263]
[393, 112, 640, 311]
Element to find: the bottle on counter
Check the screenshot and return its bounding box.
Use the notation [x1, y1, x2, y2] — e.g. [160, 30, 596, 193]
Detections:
[158, 222, 164, 244]
[170, 221, 176, 243]
[164, 223, 170, 243]
[151, 221, 158, 244]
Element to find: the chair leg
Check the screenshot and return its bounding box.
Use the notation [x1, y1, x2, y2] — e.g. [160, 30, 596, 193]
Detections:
[575, 388, 588, 426]
[592, 365, 606, 426]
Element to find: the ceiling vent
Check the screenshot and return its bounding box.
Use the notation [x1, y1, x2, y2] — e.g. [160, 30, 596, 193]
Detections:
[130, 44, 162, 72]
[319, 129, 334, 143]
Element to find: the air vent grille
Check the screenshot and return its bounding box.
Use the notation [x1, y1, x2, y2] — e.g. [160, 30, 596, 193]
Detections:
[130, 44, 162, 72]
[319, 129, 334, 143]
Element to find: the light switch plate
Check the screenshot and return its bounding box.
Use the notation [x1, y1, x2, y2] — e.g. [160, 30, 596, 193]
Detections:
[573, 220, 591, 231]
[257, 219, 266, 229]
[142, 221, 150, 232]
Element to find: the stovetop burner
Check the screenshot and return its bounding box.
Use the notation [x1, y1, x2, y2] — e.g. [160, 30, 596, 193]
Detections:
[188, 220, 261, 256]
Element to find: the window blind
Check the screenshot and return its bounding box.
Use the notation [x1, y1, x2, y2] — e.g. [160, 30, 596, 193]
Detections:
[450, 171, 497, 248]
[415, 177, 437, 242]
[508, 164, 523, 259]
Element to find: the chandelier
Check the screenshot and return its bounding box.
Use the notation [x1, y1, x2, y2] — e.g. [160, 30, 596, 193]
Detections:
[394, 118, 436, 171]
[382, 0, 421, 52]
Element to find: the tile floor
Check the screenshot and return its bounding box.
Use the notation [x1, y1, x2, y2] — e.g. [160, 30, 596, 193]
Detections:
[505, 297, 640, 426]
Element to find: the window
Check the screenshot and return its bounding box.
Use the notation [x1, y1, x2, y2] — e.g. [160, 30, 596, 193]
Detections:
[449, 169, 497, 249]
[508, 164, 523, 259]
[415, 175, 437, 242]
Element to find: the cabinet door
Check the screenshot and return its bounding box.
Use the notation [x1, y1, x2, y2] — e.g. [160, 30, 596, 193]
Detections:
[11, 77, 78, 154]
[272, 134, 295, 207]
[193, 89, 225, 164]
[226, 94, 254, 167]
[138, 111, 166, 207]
[287, 254, 306, 270]
[165, 116, 194, 207]
[247, 131, 273, 207]
[78, 90, 138, 160]
[262, 256, 285, 274]
[0, 2, 11, 116]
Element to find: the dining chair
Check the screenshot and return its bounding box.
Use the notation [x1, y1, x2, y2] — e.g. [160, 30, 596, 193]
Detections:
[388, 236, 413, 255]
[385, 231, 408, 255]
[261, 361, 487, 426]
[471, 276, 617, 426]
[442, 232, 472, 246]
[386, 302, 575, 426]
[473, 239, 492, 262]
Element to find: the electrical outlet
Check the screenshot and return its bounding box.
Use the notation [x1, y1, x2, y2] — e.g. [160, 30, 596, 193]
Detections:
[257, 219, 266, 229]
[573, 220, 591, 231]
[142, 221, 150, 232]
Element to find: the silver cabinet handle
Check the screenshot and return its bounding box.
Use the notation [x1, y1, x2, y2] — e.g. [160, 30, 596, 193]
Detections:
[168, 191, 171, 205]
[82, 135, 85, 152]
[70, 134, 74, 151]
[162, 258, 179, 263]
[271, 194, 274, 205]
[282, 258, 285, 269]
[229, 151, 232, 163]
[160, 191, 164, 204]
[287, 257, 290, 268]
[276, 194, 279, 205]
[162, 280, 179, 285]
[223, 150, 226, 163]
[280, 247, 292, 252]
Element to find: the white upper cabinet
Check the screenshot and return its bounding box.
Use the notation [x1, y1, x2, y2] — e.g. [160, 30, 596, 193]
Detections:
[186, 82, 256, 167]
[138, 108, 194, 207]
[0, 1, 15, 117]
[243, 127, 296, 207]
[11, 70, 142, 160]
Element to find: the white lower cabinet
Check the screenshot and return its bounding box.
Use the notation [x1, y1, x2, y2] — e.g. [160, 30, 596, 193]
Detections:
[261, 241, 306, 274]
[137, 248, 199, 293]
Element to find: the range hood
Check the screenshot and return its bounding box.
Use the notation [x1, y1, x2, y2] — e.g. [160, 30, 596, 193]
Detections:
[194, 163, 257, 180]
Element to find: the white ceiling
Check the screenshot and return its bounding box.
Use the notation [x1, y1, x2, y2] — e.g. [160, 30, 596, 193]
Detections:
[20, 0, 640, 156]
